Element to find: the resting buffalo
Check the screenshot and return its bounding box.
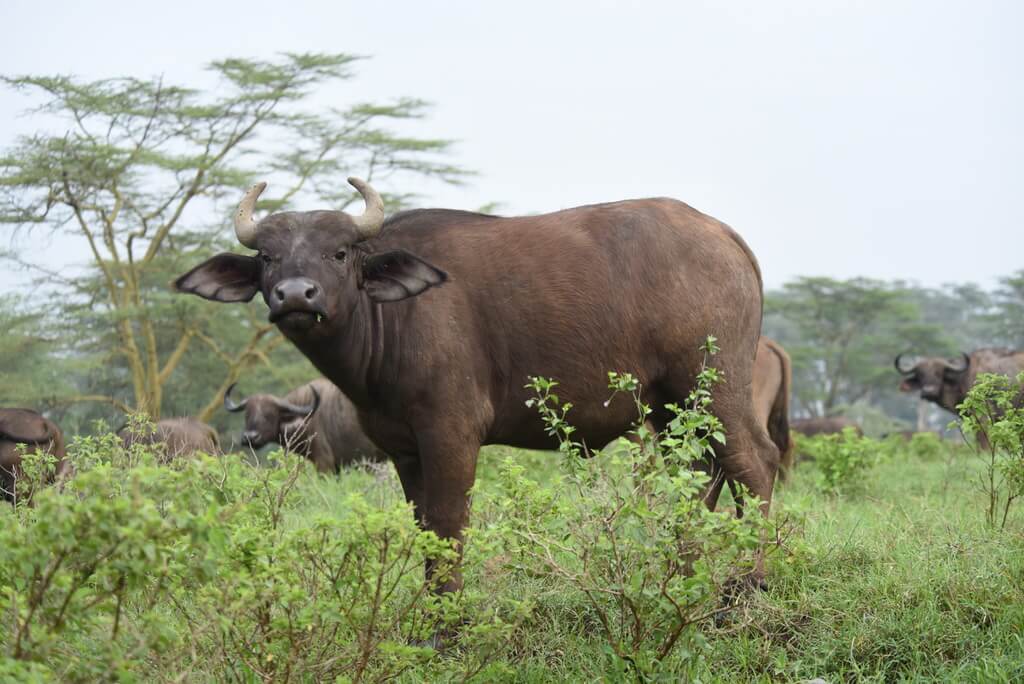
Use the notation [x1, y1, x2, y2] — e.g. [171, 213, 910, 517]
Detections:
[1, 408, 68, 503]
[753, 337, 795, 479]
[224, 378, 386, 473]
[175, 178, 779, 591]
[791, 416, 863, 437]
[895, 348, 1024, 445]
[119, 417, 220, 461]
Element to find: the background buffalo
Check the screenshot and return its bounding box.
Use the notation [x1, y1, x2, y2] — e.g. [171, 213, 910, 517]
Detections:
[224, 378, 386, 473]
[791, 416, 863, 437]
[895, 348, 1024, 415]
[119, 417, 220, 462]
[1, 408, 69, 503]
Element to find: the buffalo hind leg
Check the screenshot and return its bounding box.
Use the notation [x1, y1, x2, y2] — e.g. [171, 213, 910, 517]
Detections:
[714, 405, 779, 589]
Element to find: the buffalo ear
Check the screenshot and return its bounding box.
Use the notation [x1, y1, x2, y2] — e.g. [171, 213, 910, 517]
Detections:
[174, 253, 260, 302]
[361, 249, 447, 303]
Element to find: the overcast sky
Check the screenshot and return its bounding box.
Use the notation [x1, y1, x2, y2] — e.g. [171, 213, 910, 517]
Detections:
[1, 0, 1021, 291]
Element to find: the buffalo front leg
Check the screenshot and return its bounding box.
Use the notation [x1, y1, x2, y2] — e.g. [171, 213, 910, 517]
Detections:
[414, 431, 480, 595]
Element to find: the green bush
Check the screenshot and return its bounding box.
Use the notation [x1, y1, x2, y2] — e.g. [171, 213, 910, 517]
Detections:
[796, 428, 879, 494]
[476, 338, 767, 679]
[958, 371, 1024, 529]
[0, 421, 481, 682]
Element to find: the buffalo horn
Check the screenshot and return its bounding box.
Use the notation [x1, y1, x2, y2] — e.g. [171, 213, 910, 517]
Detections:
[223, 383, 249, 413]
[945, 352, 970, 373]
[893, 353, 918, 375]
[234, 182, 267, 248]
[347, 177, 385, 240]
[275, 386, 321, 418]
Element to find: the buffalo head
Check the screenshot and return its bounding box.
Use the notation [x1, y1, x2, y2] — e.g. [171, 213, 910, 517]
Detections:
[894, 351, 970, 406]
[174, 179, 447, 339]
[224, 383, 322, 450]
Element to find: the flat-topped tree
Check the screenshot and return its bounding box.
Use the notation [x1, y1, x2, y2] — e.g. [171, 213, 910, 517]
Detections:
[0, 53, 467, 420]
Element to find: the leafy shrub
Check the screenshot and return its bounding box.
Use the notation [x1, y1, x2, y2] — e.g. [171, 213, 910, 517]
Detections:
[476, 338, 767, 678]
[797, 428, 878, 494]
[906, 431, 947, 461]
[958, 372, 1024, 529]
[0, 419, 497, 682]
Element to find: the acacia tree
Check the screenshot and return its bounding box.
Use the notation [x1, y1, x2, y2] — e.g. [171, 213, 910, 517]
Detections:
[0, 53, 466, 420]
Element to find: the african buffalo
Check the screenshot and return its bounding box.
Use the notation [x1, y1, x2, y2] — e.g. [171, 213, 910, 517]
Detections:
[224, 378, 386, 473]
[1, 408, 69, 503]
[895, 348, 1024, 446]
[175, 178, 779, 591]
[119, 417, 220, 462]
[791, 416, 863, 437]
[753, 337, 795, 479]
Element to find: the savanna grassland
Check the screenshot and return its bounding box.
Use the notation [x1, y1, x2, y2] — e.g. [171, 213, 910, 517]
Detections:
[2, 425, 1022, 683]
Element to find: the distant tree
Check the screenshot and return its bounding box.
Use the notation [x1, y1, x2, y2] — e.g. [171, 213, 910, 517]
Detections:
[764, 277, 950, 418]
[0, 53, 467, 422]
[0, 295, 77, 409]
[989, 270, 1024, 348]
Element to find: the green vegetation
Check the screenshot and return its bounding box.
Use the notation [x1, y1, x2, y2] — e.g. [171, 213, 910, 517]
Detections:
[3, 412, 1023, 681]
[958, 372, 1024, 529]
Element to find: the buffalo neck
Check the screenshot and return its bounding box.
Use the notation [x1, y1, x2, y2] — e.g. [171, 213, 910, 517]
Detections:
[288, 294, 388, 411]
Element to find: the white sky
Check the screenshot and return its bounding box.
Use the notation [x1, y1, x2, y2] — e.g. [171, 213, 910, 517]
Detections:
[1, 0, 1021, 291]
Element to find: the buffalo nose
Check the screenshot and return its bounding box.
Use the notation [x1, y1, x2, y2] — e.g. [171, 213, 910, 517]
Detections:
[273, 278, 320, 304]
[242, 430, 261, 445]
[269, 277, 327, 322]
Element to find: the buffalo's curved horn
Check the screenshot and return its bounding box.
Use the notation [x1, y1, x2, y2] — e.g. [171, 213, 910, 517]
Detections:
[945, 352, 970, 373]
[275, 386, 321, 418]
[894, 353, 918, 375]
[234, 182, 267, 248]
[347, 177, 385, 240]
[223, 383, 249, 413]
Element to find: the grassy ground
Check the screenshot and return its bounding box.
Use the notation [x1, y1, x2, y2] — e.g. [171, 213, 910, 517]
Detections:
[294, 442, 1024, 682]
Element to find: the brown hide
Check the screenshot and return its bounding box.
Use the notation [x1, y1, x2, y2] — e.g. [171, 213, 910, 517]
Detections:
[120, 417, 220, 462]
[0, 408, 68, 503]
[791, 416, 863, 437]
[232, 378, 387, 473]
[753, 337, 794, 479]
[176, 190, 779, 591]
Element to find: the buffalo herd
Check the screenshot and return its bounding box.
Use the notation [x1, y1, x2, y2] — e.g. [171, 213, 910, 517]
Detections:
[4, 180, 1021, 593]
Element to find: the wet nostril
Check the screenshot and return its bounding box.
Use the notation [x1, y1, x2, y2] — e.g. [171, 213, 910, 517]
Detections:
[304, 287, 316, 300]
[273, 287, 285, 301]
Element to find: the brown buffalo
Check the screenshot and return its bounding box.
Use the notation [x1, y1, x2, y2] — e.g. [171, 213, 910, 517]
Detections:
[175, 178, 779, 591]
[1, 408, 69, 503]
[753, 337, 795, 479]
[119, 417, 220, 462]
[895, 348, 1024, 446]
[791, 416, 863, 437]
[224, 378, 386, 473]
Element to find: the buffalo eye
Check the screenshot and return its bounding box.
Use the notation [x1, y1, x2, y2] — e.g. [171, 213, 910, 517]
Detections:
[334, 250, 347, 262]
[260, 253, 273, 265]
